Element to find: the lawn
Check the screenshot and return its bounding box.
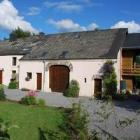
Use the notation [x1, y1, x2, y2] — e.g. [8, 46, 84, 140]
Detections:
[0, 101, 66, 140]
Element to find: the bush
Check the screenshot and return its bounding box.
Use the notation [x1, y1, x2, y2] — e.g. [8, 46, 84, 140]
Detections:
[37, 99, 46, 107]
[38, 127, 68, 140]
[0, 118, 19, 140]
[39, 103, 90, 140]
[64, 80, 80, 97]
[112, 94, 127, 101]
[65, 103, 89, 140]
[8, 81, 18, 89]
[102, 61, 117, 97]
[20, 90, 38, 105]
[20, 96, 37, 105]
[0, 84, 6, 101]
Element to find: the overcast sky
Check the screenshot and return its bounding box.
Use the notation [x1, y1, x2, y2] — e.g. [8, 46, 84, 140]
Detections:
[0, 0, 140, 39]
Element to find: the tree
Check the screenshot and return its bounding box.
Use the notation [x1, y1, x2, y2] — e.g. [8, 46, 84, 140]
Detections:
[9, 27, 31, 41]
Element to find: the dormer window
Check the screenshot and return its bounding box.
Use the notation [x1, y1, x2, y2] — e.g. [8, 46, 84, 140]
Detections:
[12, 57, 17, 66]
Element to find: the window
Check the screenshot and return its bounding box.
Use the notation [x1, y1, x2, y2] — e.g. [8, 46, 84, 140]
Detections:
[12, 57, 17, 66]
[27, 72, 32, 79]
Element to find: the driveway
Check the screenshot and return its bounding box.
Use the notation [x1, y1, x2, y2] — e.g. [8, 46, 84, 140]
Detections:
[4, 88, 79, 108]
[4, 88, 140, 140]
[80, 98, 140, 140]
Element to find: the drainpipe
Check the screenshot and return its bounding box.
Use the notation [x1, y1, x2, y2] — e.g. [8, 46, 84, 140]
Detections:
[17, 65, 20, 88]
[43, 60, 45, 92]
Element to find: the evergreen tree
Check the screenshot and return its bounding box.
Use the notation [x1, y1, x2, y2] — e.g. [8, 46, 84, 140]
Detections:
[9, 27, 31, 41]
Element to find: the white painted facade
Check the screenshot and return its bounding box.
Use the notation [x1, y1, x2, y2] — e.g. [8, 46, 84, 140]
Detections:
[19, 57, 120, 97]
[0, 52, 121, 97]
[0, 55, 23, 85]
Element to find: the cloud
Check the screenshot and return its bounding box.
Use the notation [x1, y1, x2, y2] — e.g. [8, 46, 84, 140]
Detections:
[87, 23, 99, 30]
[111, 21, 140, 33]
[0, 0, 38, 33]
[47, 19, 98, 32]
[44, 1, 82, 12]
[27, 7, 40, 16]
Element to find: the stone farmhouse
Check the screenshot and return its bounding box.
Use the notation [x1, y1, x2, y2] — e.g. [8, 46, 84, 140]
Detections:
[0, 28, 140, 96]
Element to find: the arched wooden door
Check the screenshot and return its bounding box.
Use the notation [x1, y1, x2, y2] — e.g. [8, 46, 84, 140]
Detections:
[49, 65, 70, 92]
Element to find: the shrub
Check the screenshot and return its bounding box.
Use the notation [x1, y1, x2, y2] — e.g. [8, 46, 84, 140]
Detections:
[112, 94, 127, 101]
[65, 103, 89, 140]
[102, 60, 117, 97]
[20, 90, 38, 105]
[37, 99, 46, 107]
[0, 84, 6, 101]
[8, 81, 18, 89]
[0, 118, 19, 140]
[38, 127, 68, 140]
[64, 80, 80, 97]
[20, 96, 37, 105]
[39, 103, 90, 140]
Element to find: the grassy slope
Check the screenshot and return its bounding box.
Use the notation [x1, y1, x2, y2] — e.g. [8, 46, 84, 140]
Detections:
[0, 101, 65, 140]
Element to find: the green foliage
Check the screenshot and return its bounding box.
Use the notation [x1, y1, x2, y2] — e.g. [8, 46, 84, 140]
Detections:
[0, 119, 10, 140]
[102, 60, 117, 97]
[65, 103, 89, 140]
[8, 81, 18, 89]
[0, 84, 6, 101]
[64, 80, 80, 97]
[20, 96, 37, 105]
[38, 99, 46, 107]
[38, 127, 68, 140]
[9, 27, 31, 41]
[112, 92, 127, 101]
[0, 118, 18, 140]
[38, 103, 89, 140]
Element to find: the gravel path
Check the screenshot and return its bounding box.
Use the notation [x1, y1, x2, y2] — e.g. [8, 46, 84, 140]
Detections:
[4, 88, 79, 108]
[80, 98, 140, 140]
[4, 88, 140, 139]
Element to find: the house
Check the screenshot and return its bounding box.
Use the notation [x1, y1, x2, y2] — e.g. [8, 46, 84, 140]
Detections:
[0, 28, 140, 96]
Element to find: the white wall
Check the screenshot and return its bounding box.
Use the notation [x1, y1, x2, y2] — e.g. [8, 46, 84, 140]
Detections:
[0, 55, 23, 85]
[19, 59, 120, 97]
[19, 61, 44, 90]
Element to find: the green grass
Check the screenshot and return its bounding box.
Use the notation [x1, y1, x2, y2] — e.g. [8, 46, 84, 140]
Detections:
[0, 101, 66, 140]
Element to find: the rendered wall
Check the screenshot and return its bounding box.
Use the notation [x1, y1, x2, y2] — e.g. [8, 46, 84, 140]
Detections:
[0, 55, 23, 85]
[19, 59, 119, 97]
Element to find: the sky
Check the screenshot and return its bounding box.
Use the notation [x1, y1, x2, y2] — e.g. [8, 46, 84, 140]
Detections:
[0, 0, 140, 39]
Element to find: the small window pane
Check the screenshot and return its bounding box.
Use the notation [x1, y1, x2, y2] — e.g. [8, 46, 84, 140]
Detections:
[12, 57, 17, 66]
[27, 72, 32, 79]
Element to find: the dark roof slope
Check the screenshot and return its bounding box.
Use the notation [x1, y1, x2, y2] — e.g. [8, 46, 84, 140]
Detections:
[123, 33, 140, 49]
[21, 28, 127, 60]
[0, 35, 46, 55]
[0, 28, 127, 59]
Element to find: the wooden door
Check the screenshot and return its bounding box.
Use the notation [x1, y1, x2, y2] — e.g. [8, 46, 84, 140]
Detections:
[37, 73, 42, 90]
[94, 79, 102, 93]
[0, 70, 2, 84]
[49, 65, 69, 92]
[122, 76, 133, 91]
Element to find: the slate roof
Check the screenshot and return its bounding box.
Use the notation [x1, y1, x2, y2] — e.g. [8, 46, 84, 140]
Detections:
[0, 28, 128, 60]
[123, 33, 140, 49]
[0, 35, 45, 55]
